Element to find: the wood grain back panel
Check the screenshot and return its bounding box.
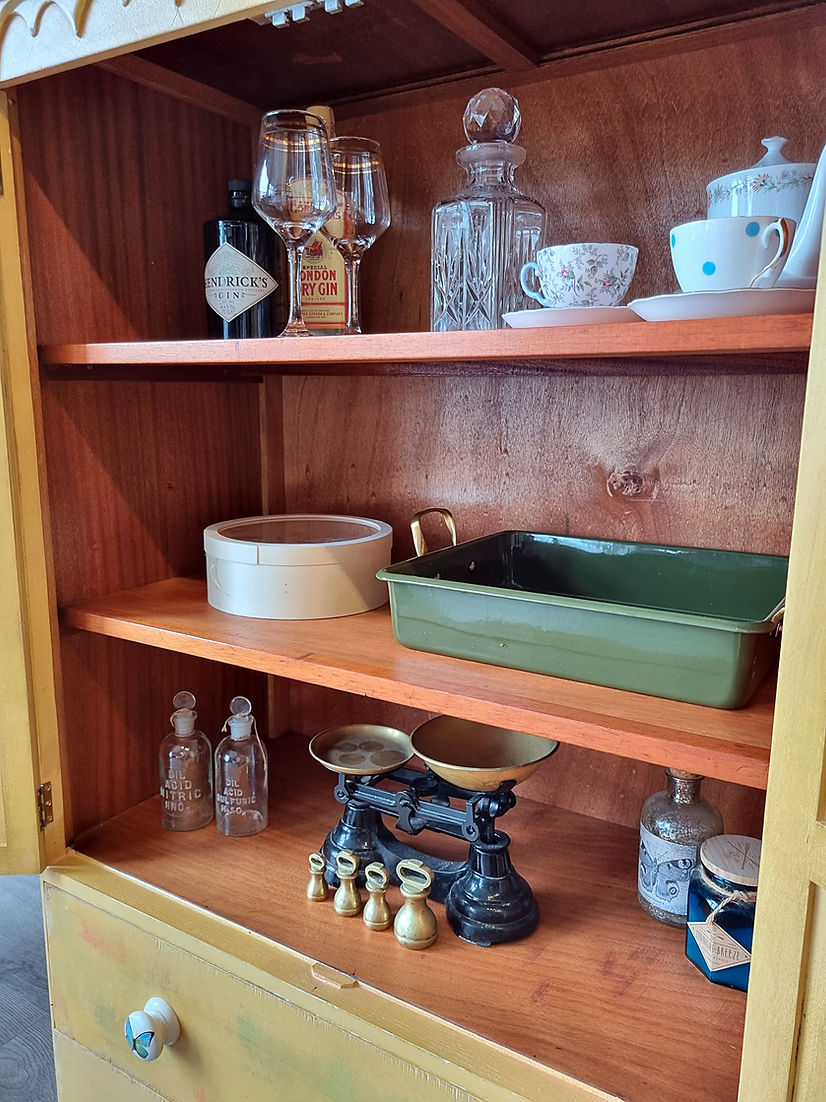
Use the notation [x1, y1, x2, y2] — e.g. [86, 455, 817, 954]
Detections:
[41, 379, 263, 603]
[15, 66, 255, 344]
[348, 19, 825, 333]
[278, 372, 803, 558]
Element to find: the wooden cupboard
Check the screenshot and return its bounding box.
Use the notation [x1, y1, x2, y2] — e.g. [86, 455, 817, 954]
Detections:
[0, 1, 825, 1098]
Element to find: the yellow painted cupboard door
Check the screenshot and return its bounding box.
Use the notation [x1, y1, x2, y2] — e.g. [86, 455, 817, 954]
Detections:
[0, 92, 64, 874]
[739, 270, 826, 1099]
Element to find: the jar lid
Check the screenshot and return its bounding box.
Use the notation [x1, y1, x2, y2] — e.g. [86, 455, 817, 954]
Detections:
[700, 834, 761, 887]
[204, 514, 392, 566]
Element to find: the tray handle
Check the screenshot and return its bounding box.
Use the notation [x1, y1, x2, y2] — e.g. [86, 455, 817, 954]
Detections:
[770, 599, 785, 634]
[410, 509, 458, 557]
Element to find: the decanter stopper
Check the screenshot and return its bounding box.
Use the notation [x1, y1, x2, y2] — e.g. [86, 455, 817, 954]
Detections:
[306, 852, 329, 902]
[462, 87, 522, 144]
[334, 849, 363, 916]
[363, 862, 393, 930]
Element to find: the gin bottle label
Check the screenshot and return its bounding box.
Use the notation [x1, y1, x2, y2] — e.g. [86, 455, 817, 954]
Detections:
[205, 241, 278, 322]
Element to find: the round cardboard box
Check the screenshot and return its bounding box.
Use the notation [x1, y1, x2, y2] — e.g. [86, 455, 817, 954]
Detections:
[204, 514, 392, 619]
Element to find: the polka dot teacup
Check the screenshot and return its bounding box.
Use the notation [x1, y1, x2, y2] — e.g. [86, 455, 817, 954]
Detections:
[669, 216, 795, 293]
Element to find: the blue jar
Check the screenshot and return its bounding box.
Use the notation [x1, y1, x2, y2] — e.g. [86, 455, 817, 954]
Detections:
[685, 834, 761, 992]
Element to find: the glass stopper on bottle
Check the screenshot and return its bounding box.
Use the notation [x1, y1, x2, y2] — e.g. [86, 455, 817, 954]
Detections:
[462, 87, 522, 145]
[229, 695, 252, 717]
[172, 690, 196, 711]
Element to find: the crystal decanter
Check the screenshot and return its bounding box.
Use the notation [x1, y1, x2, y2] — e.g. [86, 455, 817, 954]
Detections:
[431, 87, 546, 331]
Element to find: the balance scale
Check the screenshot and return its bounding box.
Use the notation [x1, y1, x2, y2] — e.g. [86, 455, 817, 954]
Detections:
[308, 716, 558, 946]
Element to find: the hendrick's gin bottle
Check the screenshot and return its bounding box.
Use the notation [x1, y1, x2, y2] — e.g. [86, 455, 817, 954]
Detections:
[204, 179, 286, 338]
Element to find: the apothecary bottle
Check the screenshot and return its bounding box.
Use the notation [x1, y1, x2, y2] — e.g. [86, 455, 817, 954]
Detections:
[431, 87, 546, 331]
[638, 768, 723, 927]
[159, 691, 213, 832]
[214, 696, 268, 837]
[204, 179, 286, 338]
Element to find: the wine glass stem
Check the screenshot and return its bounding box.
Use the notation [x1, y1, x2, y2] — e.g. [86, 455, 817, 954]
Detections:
[284, 242, 309, 336]
[344, 256, 362, 335]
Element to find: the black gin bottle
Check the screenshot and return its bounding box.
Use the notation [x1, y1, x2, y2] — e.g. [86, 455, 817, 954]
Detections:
[204, 179, 286, 338]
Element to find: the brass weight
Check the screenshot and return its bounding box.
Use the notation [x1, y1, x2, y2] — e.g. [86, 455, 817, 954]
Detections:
[306, 851, 329, 901]
[334, 849, 363, 916]
[363, 862, 393, 930]
[393, 858, 438, 949]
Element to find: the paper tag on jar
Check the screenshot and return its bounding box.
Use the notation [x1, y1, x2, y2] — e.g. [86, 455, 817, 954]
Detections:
[688, 920, 752, 972]
[638, 822, 698, 915]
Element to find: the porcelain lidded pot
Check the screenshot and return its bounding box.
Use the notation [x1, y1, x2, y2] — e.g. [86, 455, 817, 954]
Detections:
[707, 137, 816, 225]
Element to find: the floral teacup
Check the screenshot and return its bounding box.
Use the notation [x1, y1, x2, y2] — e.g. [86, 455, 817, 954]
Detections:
[520, 242, 638, 308]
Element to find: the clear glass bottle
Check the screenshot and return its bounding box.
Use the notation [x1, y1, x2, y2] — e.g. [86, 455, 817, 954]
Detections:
[159, 691, 213, 831]
[431, 87, 546, 331]
[638, 768, 724, 927]
[214, 695, 268, 837]
[204, 179, 287, 338]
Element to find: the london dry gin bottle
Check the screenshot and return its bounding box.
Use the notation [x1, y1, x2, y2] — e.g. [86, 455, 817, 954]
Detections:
[431, 87, 546, 331]
[214, 695, 268, 837]
[204, 179, 286, 338]
[300, 105, 347, 334]
[159, 691, 213, 831]
[638, 768, 724, 926]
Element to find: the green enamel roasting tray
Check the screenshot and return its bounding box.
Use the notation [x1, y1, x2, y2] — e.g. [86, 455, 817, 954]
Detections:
[376, 532, 787, 708]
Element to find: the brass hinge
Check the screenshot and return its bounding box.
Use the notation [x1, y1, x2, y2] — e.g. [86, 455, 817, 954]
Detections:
[37, 782, 53, 830]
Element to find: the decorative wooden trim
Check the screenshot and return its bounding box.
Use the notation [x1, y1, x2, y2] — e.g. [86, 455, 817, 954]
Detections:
[0, 0, 289, 88]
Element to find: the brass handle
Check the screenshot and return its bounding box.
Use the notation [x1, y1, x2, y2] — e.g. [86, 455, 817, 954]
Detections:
[410, 508, 458, 556]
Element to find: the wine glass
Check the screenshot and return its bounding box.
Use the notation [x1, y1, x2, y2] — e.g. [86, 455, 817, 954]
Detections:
[324, 137, 391, 335]
[253, 110, 338, 337]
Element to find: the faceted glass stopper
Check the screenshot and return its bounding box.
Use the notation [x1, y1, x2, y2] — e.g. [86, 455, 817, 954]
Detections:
[463, 87, 522, 144]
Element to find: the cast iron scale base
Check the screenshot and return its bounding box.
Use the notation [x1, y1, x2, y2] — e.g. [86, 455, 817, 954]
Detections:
[310, 721, 558, 947]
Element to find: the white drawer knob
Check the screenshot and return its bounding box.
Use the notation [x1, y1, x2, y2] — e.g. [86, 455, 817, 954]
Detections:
[124, 997, 180, 1061]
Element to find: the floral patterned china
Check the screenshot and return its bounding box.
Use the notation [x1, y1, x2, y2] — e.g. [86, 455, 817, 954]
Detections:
[520, 242, 638, 308]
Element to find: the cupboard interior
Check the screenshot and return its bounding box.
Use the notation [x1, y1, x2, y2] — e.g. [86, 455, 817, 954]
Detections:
[15, 7, 824, 1097]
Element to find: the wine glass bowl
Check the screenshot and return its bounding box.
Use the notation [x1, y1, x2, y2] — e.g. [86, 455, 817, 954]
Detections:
[325, 136, 391, 334]
[253, 109, 337, 336]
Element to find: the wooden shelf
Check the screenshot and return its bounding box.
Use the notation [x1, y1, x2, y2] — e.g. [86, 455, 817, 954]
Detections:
[40, 314, 812, 377]
[61, 577, 773, 788]
[73, 732, 746, 1102]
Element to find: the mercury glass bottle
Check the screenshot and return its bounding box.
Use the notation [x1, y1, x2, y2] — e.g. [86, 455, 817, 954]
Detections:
[214, 696, 268, 837]
[159, 691, 213, 832]
[431, 87, 546, 331]
[638, 768, 723, 927]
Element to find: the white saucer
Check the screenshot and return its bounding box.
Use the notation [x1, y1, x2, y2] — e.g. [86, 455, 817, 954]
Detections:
[503, 306, 640, 328]
[627, 287, 815, 322]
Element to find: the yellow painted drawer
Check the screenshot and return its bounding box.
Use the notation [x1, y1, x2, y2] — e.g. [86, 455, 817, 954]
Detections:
[45, 882, 478, 1102]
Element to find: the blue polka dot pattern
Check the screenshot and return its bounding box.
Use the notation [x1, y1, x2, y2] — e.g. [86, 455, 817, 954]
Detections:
[671, 233, 676, 247]
[702, 261, 716, 275]
[745, 221, 760, 237]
